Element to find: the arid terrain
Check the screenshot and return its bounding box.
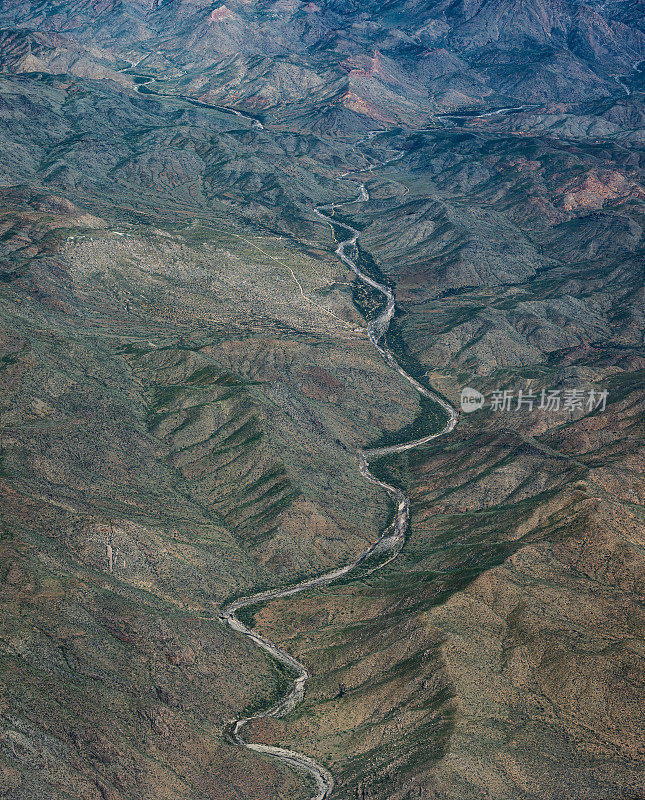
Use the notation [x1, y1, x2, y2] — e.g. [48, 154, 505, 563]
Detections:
[0, 1, 643, 799]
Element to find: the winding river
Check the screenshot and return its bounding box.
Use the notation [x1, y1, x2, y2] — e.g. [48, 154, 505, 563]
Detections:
[220, 142, 458, 799]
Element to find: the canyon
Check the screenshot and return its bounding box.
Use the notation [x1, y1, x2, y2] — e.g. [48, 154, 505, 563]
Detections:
[0, 2, 643, 799]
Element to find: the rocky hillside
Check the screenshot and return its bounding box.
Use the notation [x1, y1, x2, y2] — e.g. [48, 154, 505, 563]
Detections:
[0, 0, 644, 123]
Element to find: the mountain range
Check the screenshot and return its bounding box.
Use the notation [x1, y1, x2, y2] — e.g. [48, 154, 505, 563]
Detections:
[0, 1, 643, 799]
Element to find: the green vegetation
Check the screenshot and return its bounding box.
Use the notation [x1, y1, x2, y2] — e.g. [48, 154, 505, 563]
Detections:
[241, 656, 299, 718]
[236, 601, 265, 630]
[351, 247, 394, 321]
[368, 395, 448, 449]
